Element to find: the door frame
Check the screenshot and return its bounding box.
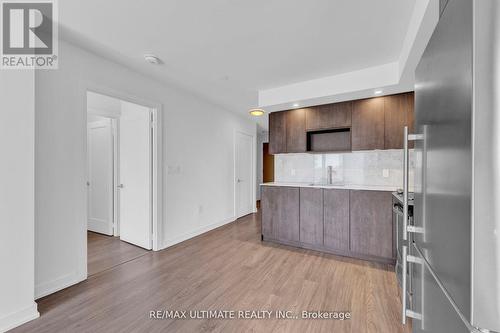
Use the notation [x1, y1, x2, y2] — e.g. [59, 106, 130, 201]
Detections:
[111, 118, 119, 237]
[83, 85, 163, 276]
[234, 130, 257, 219]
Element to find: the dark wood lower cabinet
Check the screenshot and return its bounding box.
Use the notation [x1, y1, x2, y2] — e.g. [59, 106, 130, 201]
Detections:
[349, 190, 393, 259]
[323, 189, 350, 252]
[262, 185, 395, 263]
[299, 188, 323, 245]
[261, 186, 299, 242]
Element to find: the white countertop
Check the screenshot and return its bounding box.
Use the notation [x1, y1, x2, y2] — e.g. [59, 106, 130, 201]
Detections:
[260, 182, 402, 192]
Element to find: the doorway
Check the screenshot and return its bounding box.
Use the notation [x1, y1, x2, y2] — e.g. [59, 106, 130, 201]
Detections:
[86, 91, 158, 275]
[235, 131, 255, 218]
[262, 142, 274, 183]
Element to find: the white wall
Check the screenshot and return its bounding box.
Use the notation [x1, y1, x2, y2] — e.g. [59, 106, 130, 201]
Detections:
[35, 40, 256, 298]
[87, 91, 121, 119]
[0, 71, 39, 331]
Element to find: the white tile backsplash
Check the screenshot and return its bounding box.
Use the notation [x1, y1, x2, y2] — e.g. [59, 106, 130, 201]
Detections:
[274, 149, 415, 189]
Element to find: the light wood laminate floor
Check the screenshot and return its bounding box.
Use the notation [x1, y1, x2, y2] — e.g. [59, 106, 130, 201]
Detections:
[87, 231, 148, 276]
[13, 211, 410, 333]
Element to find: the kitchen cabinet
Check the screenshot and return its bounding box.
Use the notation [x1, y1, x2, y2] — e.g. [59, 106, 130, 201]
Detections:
[261, 185, 300, 242]
[268, 111, 286, 154]
[384, 92, 415, 149]
[306, 101, 352, 130]
[351, 97, 385, 151]
[299, 188, 323, 246]
[323, 189, 349, 252]
[285, 108, 307, 153]
[268, 92, 414, 154]
[261, 186, 277, 238]
[261, 185, 395, 264]
[349, 190, 393, 259]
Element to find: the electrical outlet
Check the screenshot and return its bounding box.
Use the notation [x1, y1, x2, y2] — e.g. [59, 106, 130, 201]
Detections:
[382, 169, 390, 178]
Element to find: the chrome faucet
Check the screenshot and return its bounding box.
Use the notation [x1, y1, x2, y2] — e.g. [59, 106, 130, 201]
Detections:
[327, 166, 333, 185]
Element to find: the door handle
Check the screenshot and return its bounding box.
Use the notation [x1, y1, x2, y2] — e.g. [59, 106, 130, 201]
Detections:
[403, 127, 424, 240]
[117, 184, 124, 189]
[237, 179, 242, 183]
[402, 244, 423, 325]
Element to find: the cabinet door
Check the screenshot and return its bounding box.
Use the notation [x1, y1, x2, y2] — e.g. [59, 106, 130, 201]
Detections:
[269, 111, 286, 154]
[285, 108, 307, 153]
[323, 189, 349, 252]
[299, 188, 323, 246]
[306, 102, 352, 130]
[276, 187, 300, 242]
[261, 186, 278, 238]
[384, 93, 414, 149]
[350, 190, 393, 259]
[351, 98, 385, 150]
[262, 186, 300, 242]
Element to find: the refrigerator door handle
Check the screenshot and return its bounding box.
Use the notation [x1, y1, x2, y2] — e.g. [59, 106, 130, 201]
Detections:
[402, 244, 423, 324]
[402, 245, 408, 324]
[403, 126, 424, 241]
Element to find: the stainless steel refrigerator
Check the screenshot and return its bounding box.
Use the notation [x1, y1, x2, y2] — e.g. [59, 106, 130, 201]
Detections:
[400, 0, 500, 332]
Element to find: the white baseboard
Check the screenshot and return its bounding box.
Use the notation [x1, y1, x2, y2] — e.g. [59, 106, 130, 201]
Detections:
[161, 216, 236, 250]
[0, 302, 39, 333]
[35, 270, 85, 299]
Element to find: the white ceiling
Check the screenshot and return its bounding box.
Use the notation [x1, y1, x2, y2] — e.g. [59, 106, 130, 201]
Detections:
[59, 0, 433, 129]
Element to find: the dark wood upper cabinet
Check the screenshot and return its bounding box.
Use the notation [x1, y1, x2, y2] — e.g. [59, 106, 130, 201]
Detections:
[384, 92, 415, 149]
[351, 97, 385, 151]
[285, 108, 307, 153]
[268, 111, 286, 154]
[306, 101, 352, 131]
[299, 188, 323, 246]
[349, 190, 393, 259]
[268, 92, 414, 154]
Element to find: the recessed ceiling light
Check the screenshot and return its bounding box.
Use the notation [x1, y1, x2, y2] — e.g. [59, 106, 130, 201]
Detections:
[249, 108, 265, 116]
[292, 103, 300, 108]
[144, 54, 162, 65]
[374, 90, 383, 95]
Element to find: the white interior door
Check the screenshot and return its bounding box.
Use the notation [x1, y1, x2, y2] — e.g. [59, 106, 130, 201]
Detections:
[87, 119, 114, 235]
[118, 102, 152, 249]
[236, 132, 254, 218]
